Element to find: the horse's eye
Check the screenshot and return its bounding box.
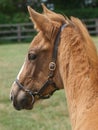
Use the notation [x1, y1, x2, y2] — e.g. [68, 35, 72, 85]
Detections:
[28, 53, 37, 60]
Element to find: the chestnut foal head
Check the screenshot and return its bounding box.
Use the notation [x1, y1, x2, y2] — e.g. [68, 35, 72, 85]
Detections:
[10, 4, 67, 110]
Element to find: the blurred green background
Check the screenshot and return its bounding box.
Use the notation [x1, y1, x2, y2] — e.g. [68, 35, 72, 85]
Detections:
[1, 0, 98, 24]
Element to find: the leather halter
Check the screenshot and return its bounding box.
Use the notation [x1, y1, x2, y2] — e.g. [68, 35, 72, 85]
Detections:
[15, 24, 67, 102]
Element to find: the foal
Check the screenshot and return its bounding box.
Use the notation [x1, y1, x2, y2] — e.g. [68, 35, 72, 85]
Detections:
[10, 4, 98, 130]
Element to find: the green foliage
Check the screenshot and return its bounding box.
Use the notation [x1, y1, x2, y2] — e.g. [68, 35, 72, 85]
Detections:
[53, 0, 84, 9]
[0, 0, 98, 24]
[0, 0, 16, 13]
[0, 12, 29, 24]
[1, 7, 98, 24]
[0, 0, 40, 24]
[11, 13, 29, 23]
[57, 8, 98, 19]
[0, 13, 10, 24]
[0, 0, 29, 23]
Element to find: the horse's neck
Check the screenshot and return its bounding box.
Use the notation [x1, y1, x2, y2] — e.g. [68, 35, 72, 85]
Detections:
[58, 36, 98, 129]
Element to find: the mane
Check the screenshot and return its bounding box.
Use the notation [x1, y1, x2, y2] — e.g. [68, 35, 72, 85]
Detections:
[70, 17, 98, 70]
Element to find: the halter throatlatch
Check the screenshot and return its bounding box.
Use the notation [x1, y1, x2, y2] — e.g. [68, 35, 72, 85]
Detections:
[15, 24, 67, 102]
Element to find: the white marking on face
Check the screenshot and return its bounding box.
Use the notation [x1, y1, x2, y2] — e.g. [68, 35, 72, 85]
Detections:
[17, 62, 25, 80]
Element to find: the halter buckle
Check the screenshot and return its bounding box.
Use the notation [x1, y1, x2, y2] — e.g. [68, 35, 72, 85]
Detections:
[49, 62, 56, 71]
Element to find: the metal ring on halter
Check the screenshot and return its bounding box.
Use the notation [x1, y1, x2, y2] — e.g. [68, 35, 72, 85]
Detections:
[49, 62, 56, 71]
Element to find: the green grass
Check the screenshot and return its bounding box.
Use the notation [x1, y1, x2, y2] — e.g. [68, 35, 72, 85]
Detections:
[0, 37, 98, 130]
[0, 42, 71, 130]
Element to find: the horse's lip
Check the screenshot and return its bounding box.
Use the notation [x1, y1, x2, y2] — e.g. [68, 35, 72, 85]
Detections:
[24, 105, 33, 110]
[12, 101, 23, 111]
[12, 99, 34, 111]
[13, 102, 34, 110]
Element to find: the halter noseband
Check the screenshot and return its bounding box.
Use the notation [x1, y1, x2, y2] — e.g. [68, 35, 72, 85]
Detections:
[15, 24, 67, 102]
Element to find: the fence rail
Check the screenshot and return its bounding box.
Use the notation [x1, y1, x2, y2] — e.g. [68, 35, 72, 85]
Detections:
[0, 23, 34, 42]
[0, 19, 98, 42]
[82, 19, 98, 35]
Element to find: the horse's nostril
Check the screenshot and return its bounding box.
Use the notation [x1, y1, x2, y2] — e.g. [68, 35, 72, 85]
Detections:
[21, 98, 27, 106]
[20, 96, 29, 107]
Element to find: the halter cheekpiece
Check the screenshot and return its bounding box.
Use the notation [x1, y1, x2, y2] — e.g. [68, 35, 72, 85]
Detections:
[15, 23, 67, 103]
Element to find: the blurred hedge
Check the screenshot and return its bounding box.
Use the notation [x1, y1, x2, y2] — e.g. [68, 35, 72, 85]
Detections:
[0, 7, 98, 24]
[0, 12, 30, 24]
[56, 8, 98, 19]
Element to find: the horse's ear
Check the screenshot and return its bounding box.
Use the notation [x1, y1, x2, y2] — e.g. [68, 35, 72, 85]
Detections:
[27, 6, 53, 40]
[41, 3, 55, 15]
[41, 4, 65, 24]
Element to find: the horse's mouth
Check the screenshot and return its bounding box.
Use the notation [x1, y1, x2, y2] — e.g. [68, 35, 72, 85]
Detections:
[12, 100, 34, 111]
[10, 91, 35, 111]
